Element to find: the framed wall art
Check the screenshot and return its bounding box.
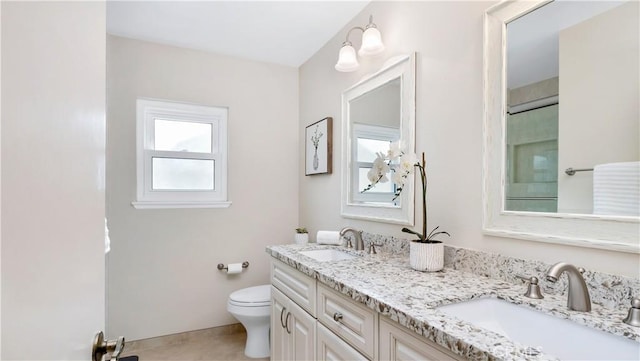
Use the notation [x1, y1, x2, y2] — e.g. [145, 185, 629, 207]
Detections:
[305, 117, 332, 175]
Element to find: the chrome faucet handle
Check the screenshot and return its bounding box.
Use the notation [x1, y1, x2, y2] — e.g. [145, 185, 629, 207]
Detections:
[344, 238, 353, 248]
[623, 297, 640, 327]
[367, 243, 382, 255]
[516, 275, 544, 299]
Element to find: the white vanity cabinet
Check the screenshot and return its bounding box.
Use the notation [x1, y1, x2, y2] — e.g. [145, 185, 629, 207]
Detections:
[379, 317, 463, 361]
[270, 259, 465, 361]
[272, 286, 316, 361]
[270, 260, 317, 361]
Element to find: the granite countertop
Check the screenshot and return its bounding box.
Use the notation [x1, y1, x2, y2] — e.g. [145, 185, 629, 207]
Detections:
[266, 243, 640, 361]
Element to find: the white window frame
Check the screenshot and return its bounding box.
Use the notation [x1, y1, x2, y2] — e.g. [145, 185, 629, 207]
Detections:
[132, 98, 230, 209]
[351, 123, 400, 204]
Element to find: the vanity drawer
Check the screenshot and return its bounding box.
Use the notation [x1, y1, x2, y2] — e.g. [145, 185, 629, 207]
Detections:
[379, 317, 463, 361]
[317, 283, 376, 359]
[271, 259, 316, 316]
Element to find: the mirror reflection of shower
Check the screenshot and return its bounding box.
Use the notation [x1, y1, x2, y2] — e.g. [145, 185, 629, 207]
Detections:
[506, 98, 558, 212]
[504, 0, 639, 215]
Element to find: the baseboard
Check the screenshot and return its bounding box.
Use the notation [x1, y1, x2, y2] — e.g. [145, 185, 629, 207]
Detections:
[123, 323, 245, 353]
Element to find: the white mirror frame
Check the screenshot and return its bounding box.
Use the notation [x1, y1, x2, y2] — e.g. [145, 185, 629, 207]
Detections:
[341, 53, 416, 225]
[483, 0, 639, 253]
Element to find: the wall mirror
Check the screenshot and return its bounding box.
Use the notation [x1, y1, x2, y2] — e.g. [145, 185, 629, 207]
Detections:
[484, 0, 639, 252]
[341, 54, 416, 224]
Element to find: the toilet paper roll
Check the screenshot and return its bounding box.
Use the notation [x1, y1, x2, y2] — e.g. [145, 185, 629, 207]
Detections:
[227, 263, 243, 274]
[317, 231, 341, 245]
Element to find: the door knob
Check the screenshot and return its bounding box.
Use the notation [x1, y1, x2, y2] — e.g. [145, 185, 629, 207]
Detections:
[92, 331, 125, 361]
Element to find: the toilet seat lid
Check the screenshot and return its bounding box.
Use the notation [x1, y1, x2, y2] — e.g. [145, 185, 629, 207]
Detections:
[229, 284, 271, 305]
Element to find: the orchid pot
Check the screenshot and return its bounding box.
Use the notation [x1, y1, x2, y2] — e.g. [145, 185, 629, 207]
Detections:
[409, 241, 444, 272]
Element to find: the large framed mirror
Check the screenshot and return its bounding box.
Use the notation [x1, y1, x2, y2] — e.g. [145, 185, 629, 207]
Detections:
[341, 54, 416, 224]
[484, 0, 639, 252]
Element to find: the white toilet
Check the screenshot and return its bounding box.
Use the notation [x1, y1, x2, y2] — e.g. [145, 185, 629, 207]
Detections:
[227, 284, 271, 358]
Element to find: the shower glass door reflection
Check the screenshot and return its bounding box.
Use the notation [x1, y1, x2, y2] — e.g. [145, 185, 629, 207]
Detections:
[506, 104, 559, 212]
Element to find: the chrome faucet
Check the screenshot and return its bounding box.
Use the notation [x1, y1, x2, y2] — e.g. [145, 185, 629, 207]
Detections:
[339, 227, 364, 251]
[546, 262, 591, 312]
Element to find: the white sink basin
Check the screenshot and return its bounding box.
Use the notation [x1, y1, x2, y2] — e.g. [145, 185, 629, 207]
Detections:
[438, 298, 640, 360]
[299, 249, 356, 262]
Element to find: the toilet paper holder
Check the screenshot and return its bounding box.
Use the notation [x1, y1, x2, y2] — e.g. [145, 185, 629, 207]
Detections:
[217, 261, 250, 271]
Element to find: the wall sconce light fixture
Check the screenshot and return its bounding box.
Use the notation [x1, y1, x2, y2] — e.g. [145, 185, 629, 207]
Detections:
[335, 15, 385, 72]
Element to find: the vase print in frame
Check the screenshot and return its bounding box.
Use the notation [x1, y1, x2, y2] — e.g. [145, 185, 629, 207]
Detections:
[305, 117, 332, 175]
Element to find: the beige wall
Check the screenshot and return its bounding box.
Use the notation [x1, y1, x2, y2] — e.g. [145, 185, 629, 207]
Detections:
[299, 1, 640, 277]
[106, 36, 299, 340]
[558, 2, 640, 214]
[2, 2, 106, 359]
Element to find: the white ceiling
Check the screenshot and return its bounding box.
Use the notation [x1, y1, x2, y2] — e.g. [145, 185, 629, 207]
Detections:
[106, 1, 370, 67]
[507, 0, 626, 89]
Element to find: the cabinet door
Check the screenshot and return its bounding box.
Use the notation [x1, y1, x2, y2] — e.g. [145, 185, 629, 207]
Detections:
[379, 317, 462, 361]
[272, 287, 291, 361]
[289, 300, 316, 361]
[317, 323, 369, 361]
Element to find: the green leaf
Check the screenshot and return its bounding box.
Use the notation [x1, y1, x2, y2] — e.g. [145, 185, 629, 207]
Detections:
[401, 227, 424, 240]
[421, 225, 450, 241]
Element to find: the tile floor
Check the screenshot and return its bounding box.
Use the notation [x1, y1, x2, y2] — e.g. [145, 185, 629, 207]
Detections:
[119, 324, 269, 361]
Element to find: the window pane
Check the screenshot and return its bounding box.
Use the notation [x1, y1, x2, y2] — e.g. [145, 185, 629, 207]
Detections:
[357, 138, 390, 162]
[152, 158, 214, 190]
[358, 168, 394, 193]
[154, 119, 212, 153]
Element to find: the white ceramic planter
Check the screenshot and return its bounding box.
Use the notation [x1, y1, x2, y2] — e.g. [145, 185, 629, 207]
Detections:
[295, 233, 309, 245]
[409, 241, 444, 272]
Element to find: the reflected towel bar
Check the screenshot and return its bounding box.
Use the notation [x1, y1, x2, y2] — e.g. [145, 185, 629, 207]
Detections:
[565, 167, 594, 176]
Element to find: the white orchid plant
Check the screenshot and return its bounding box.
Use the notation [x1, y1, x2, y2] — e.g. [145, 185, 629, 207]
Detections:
[362, 142, 450, 244]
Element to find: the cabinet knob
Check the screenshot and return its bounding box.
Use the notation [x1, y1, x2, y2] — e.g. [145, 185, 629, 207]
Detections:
[333, 312, 343, 322]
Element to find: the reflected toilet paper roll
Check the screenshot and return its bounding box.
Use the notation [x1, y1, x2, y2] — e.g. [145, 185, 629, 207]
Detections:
[227, 263, 243, 274]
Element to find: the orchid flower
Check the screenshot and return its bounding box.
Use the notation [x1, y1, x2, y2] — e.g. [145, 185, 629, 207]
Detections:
[361, 145, 450, 243]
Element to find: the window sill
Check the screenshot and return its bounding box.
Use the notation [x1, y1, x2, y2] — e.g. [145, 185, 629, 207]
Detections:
[131, 201, 232, 209]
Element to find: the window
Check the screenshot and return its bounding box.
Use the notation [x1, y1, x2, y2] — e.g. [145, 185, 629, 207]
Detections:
[133, 99, 230, 209]
[350, 123, 400, 204]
